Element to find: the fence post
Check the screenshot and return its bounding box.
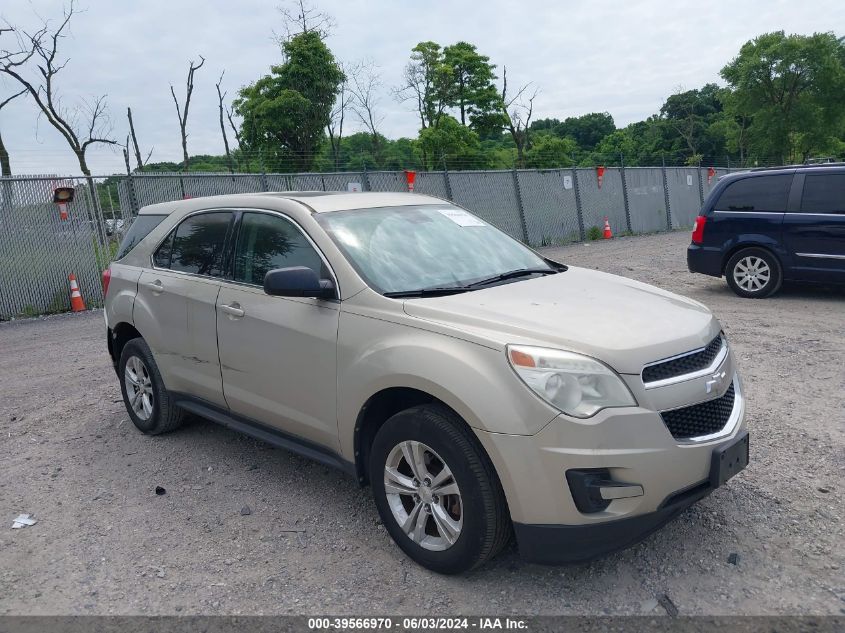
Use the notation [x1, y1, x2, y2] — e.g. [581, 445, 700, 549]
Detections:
[442, 158, 454, 201]
[511, 168, 530, 244]
[619, 154, 632, 234]
[661, 155, 673, 230]
[126, 173, 139, 215]
[259, 170, 269, 192]
[571, 166, 586, 242]
[696, 161, 705, 206]
[362, 165, 371, 191]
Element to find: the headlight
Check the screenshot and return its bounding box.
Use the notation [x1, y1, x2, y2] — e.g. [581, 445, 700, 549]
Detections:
[507, 345, 637, 418]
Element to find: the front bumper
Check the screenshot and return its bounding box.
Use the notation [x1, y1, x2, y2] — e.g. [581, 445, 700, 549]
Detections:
[514, 478, 710, 564]
[513, 430, 748, 564]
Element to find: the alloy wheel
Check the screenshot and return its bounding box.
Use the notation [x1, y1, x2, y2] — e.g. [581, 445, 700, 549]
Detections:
[733, 255, 771, 292]
[124, 355, 154, 421]
[383, 440, 463, 551]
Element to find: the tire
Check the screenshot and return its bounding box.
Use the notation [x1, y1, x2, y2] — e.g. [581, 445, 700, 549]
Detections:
[725, 247, 783, 298]
[369, 404, 511, 574]
[118, 338, 185, 435]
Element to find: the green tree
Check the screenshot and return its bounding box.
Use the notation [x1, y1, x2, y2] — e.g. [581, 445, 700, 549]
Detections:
[720, 31, 845, 162]
[418, 115, 485, 170]
[660, 84, 724, 162]
[442, 42, 500, 131]
[524, 133, 578, 168]
[396, 41, 451, 130]
[234, 31, 344, 171]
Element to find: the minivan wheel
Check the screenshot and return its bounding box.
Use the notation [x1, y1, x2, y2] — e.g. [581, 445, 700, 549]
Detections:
[369, 404, 511, 574]
[119, 338, 185, 435]
[725, 247, 782, 298]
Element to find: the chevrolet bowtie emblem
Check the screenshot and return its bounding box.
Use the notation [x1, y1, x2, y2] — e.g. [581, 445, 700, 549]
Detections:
[705, 370, 727, 394]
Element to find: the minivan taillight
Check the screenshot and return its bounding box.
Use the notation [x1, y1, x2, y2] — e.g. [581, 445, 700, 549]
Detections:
[102, 267, 111, 295]
[691, 216, 707, 244]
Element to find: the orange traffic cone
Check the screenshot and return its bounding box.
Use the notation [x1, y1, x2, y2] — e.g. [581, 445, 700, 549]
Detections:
[603, 216, 613, 239]
[69, 274, 86, 312]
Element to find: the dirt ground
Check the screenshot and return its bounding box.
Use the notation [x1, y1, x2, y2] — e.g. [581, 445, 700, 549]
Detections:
[0, 230, 843, 616]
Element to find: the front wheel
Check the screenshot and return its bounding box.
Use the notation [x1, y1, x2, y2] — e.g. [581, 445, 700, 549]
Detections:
[369, 405, 511, 574]
[725, 247, 782, 298]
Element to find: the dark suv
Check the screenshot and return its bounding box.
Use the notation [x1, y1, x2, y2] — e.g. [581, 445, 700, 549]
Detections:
[687, 164, 845, 298]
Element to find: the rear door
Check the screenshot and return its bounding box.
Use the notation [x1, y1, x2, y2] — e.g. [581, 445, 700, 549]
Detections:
[216, 211, 340, 451]
[707, 173, 793, 255]
[782, 172, 845, 282]
[134, 211, 233, 406]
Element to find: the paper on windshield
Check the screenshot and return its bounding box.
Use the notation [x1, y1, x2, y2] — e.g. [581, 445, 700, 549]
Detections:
[438, 208, 486, 227]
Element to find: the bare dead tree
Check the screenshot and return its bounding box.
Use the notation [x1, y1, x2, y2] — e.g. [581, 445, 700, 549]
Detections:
[0, 1, 118, 179]
[276, 0, 335, 43]
[500, 66, 538, 168]
[170, 55, 205, 171]
[215, 71, 235, 174]
[0, 88, 26, 176]
[349, 60, 385, 162]
[327, 61, 356, 171]
[224, 106, 245, 170]
[126, 106, 152, 171]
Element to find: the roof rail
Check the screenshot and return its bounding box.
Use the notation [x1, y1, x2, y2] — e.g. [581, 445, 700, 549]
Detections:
[749, 162, 845, 172]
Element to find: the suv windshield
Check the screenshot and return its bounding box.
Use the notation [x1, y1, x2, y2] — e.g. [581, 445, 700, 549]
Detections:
[316, 205, 557, 295]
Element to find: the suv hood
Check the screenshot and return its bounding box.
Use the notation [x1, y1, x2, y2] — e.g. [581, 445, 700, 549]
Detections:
[402, 266, 719, 374]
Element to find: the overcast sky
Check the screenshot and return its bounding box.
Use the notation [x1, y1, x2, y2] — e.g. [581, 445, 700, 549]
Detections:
[1, 0, 843, 175]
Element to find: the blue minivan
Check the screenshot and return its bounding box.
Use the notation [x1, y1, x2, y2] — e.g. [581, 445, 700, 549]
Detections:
[687, 164, 845, 298]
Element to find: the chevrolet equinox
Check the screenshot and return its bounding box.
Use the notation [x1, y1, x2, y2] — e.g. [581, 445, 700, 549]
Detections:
[104, 191, 749, 574]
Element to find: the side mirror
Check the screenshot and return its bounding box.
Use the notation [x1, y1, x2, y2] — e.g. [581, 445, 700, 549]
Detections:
[263, 266, 335, 299]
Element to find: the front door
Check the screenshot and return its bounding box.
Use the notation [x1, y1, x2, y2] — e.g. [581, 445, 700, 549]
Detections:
[216, 211, 340, 451]
[783, 172, 845, 282]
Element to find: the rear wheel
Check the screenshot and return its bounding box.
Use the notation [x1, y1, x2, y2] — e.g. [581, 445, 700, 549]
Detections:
[370, 404, 511, 574]
[725, 247, 782, 298]
[119, 338, 185, 435]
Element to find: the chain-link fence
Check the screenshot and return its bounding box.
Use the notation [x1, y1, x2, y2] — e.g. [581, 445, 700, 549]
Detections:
[2, 165, 728, 319]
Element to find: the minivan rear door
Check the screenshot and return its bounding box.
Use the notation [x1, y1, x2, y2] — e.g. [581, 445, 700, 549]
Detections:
[782, 172, 845, 282]
[707, 173, 793, 256]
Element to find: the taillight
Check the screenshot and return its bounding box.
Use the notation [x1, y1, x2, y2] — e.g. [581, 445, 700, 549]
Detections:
[102, 267, 111, 295]
[691, 216, 707, 244]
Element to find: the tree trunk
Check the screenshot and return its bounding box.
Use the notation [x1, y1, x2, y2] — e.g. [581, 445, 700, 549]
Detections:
[181, 133, 190, 171]
[127, 107, 144, 171]
[0, 128, 11, 177]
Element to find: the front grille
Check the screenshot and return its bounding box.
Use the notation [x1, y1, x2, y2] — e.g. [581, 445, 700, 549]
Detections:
[661, 382, 735, 440]
[643, 335, 724, 384]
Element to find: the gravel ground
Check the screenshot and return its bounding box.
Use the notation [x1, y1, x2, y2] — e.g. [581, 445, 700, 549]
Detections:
[0, 230, 843, 616]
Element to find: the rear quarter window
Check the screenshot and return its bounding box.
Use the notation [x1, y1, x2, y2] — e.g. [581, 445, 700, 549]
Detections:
[801, 173, 845, 213]
[714, 174, 793, 212]
[115, 215, 167, 260]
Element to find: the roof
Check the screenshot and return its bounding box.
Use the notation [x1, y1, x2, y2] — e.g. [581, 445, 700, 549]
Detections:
[138, 191, 446, 215]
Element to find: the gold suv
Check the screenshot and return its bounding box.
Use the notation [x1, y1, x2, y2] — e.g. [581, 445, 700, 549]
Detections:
[104, 192, 748, 573]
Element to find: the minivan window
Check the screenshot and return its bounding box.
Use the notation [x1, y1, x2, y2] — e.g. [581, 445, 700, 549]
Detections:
[801, 174, 845, 214]
[170, 212, 232, 277]
[233, 212, 328, 286]
[715, 175, 792, 212]
[115, 215, 166, 260]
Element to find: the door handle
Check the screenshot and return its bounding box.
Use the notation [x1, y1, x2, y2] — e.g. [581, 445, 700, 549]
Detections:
[220, 303, 245, 318]
[145, 280, 164, 294]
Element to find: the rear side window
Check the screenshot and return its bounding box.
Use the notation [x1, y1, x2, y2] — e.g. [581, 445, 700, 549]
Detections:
[169, 212, 232, 277]
[715, 175, 792, 212]
[801, 174, 845, 214]
[115, 215, 166, 260]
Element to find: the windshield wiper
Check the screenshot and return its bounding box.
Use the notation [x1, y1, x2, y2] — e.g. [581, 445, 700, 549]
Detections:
[466, 267, 558, 288]
[383, 286, 473, 298]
